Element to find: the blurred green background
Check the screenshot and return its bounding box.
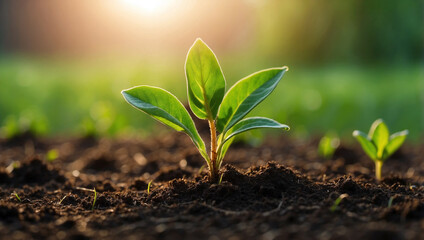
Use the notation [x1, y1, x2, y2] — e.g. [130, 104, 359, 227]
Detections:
[0, 0, 423, 140]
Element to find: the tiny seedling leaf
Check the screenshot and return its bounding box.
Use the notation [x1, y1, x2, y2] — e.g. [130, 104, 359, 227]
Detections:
[218, 173, 224, 185]
[216, 67, 288, 133]
[185, 38, 226, 120]
[369, 119, 389, 159]
[46, 149, 59, 162]
[13, 192, 21, 202]
[352, 130, 377, 161]
[318, 135, 340, 159]
[147, 180, 152, 195]
[122, 86, 208, 160]
[383, 130, 408, 160]
[388, 196, 394, 208]
[92, 188, 97, 210]
[330, 193, 348, 212]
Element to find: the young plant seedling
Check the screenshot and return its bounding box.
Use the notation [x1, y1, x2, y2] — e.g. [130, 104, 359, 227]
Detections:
[353, 119, 408, 181]
[122, 38, 289, 182]
[387, 196, 394, 208]
[330, 193, 348, 212]
[318, 134, 340, 160]
[46, 149, 59, 162]
[76, 187, 97, 210]
[147, 180, 153, 195]
[12, 192, 22, 202]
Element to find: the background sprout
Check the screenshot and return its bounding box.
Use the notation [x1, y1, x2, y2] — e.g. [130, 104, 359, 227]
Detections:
[147, 180, 153, 194]
[353, 119, 408, 180]
[76, 187, 97, 210]
[330, 193, 348, 212]
[12, 192, 22, 202]
[46, 149, 59, 162]
[318, 134, 340, 160]
[122, 38, 290, 182]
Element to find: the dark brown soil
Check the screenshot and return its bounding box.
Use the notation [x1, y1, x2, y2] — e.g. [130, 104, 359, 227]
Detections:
[0, 132, 423, 240]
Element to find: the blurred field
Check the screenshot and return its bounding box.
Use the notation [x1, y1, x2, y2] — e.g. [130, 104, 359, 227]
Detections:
[1, 57, 422, 141]
[0, 0, 422, 141]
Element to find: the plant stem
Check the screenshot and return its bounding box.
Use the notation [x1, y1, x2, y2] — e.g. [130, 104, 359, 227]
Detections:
[208, 120, 218, 181]
[375, 160, 383, 181]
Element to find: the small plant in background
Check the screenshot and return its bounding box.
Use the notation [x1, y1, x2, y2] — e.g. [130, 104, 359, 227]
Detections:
[122, 38, 289, 182]
[353, 119, 408, 180]
[318, 133, 340, 159]
[76, 187, 97, 210]
[330, 193, 348, 212]
[12, 192, 22, 202]
[46, 149, 59, 162]
[147, 180, 153, 195]
[1, 113, 48, 139]
[6, 161, 21, 174]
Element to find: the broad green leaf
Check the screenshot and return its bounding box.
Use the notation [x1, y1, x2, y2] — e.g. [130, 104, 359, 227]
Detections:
[353, 130, 378, 161]
[185, 38, 226, 120]
[216, 117, 289, 165]
[122, 86, 208, 160]
[368, 119, 389, 159]
[383, 130, 408, 160]
[222, 117, 289, 145]
[216, 67, 287, 133]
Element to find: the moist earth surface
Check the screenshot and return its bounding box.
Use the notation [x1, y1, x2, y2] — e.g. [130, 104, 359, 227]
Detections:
[0, 132, 423, 240]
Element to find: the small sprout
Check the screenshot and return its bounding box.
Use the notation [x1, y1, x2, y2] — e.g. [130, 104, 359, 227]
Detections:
[198, 165, 206, 175]
[46, 149, 59, 162]
[330, 193, 348, 212]
[76, 187, 97, 210]
[122, 38, 290, 182]
[147, 180, 153, 195]
[353, 119, 408, 181]
[318, 134, 340, 159]
[6, 161, 20, 174]
[58, 195, 67, 205]
[92, 188, 97, 210]
[218, 173, 224, 185]
[388, 196, 394, 208]
[12, 192, 22, 202]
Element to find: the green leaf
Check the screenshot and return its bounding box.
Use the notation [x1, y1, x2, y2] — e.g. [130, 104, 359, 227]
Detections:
[216, 67, 288, 133]
[217, 117, 289, 164]
[368, 119, 389, 159]
[318, 135, 340, 159]
[383, 130, 408, 160]
[222, 117, 289, 145]
[122, 86, 208, 160]
[353, 130, 378, 161]
[185, 38, 226, 120]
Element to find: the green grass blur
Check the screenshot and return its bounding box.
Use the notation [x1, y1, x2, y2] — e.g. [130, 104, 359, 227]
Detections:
[0, 0, 422, 141]
[0, 57, 422, 140]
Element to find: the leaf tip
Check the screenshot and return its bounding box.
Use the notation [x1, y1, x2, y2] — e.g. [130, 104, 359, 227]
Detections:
[352, 130, 360, 137]
[193, 38, 206, 47]
[372, 118, 384, 127]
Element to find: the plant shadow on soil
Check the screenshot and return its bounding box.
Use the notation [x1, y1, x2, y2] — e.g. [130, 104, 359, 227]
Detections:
[0, 132, 423, 240]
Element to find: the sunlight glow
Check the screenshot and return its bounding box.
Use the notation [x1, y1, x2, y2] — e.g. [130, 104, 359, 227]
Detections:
[121, 0, 174, 15]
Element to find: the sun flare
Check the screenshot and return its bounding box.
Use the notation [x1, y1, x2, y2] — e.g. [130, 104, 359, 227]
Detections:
[121, 0, 173, 15]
